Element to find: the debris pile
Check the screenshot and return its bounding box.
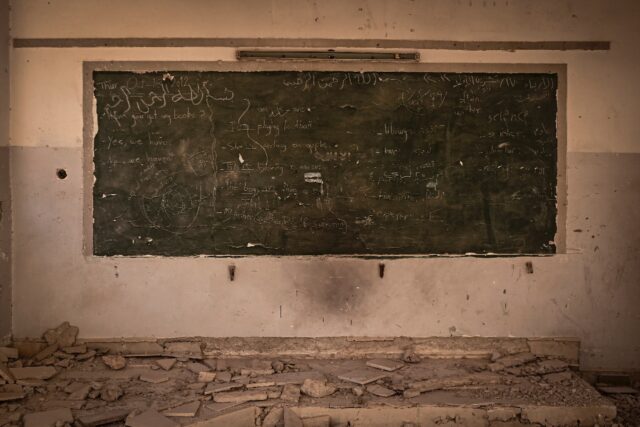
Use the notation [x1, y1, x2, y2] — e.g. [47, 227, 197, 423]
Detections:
[0, 324, 631, 426]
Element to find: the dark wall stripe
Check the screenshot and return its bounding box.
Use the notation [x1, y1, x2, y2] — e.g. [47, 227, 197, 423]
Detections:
[13, 37, 610, 51]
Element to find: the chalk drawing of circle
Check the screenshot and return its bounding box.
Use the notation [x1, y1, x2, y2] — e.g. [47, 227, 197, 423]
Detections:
[140, 184, 202, 234]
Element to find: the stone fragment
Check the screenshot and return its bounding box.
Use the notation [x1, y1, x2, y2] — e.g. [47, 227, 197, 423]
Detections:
[0, 391, 24, 402]
[212, 389, 269, 403]
[23, 408, 74, 427]
[156, 359, 176, 371]
[102, 355, 127, 370]
[262, 371, 326, 386]
[68, 383, 92, 400]
[10, 366, 57, 380]
[198, 371, 217, 383]
[54, 351, 74, 359]
[100, 383, 123, 402]
[402, 349, 421, 363]
[163, 400, 200, 417]
[216, 371, 232, 382]
[0, 363, 15, 383]
[34, 344, 59, 362]
[187, 362, 211, 374]
[76, 350, 96, 361]
[338, 369, 387, 385]
[281, 384, 301, 403]
[262, 406, 284, 427]
[204, 382, 243, 395]
[352, 386, 364, 397]
[0, 347, 18, 359]
[272, 361, 285, 373]
[76, 408, 130, 426]
[247, 381, 275, 388]
[126, 409, 178, 427]
[367, 384, 396, 397]
[203, 359, 218, 370]
[300, 378, 336, 398]
[488, 352, 537, 372]
[139, 370, 169, 384]
[62, 344, 87, 354]
[163, 342, 202, 359]
[240, 368, 275, 376]
[366, 359, 405, 372]
[302, 415, 330, 427]
[43, 322, 79, 348]
[204, 401, 243, 414]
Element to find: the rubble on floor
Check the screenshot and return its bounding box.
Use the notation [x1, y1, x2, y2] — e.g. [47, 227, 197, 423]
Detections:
[0, 323, 635, 426]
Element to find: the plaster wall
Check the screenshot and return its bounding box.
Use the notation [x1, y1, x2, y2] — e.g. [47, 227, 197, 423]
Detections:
[8, 0, 640, 370]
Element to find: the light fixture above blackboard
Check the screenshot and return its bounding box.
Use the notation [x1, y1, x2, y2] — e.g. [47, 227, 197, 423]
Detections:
[237, 50, 419, 61]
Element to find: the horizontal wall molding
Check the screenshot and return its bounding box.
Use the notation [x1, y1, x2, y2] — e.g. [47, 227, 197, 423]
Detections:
[13, 37, 610, 51]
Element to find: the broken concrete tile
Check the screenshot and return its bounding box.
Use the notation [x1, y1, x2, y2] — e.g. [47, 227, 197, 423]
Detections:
[302, 415, 331, 427]
[212, 389, 269, 403]
[281, 384, 301, 403]
[300, 378, 336, 398]
[68, 383, 92, 400]
[367, 384, 396, 397]
[188, 362, 211, 374]
[240, 368, 275, 376]
[0, 391, 25, 402]
[216, 371, 232, 382]
[597, 385, 638, 394]
[54, 350, 75, 359]
[260, 371, 325, 386]
[76, 408, 130, 426]
[43, 322, 79, 348]
[10, 366, 57, 380]
[198, 371, 217, 383]
[284, 407, 303, 427]
[0, 347, 18, 359]
[34, 344, 60, 363]
[192, 406, 258, 427]
[76, 350, 97, 361]
[100, 383, 123, 402]
[366, 359, 405, 372]
[231, 375, 251, 384]
[163, 400, 200, 417]
[23, 408, 74, 427]
[163, 342, 203, 359]
[62, 344, 87, 354]
[246, 381, 275, 388]
[0, 363, 15, 383]
[204, 401, 243, 414]
[102, 355, 127, 370]
[488, 352, 537, 371]
[338, 369, 387, 385]
[156, 359, 177, 371]
[139, 370, 169, 384]
[262, 406, 284, 427]
[204, 382, 244, 395]
[126, 409, 179, 427]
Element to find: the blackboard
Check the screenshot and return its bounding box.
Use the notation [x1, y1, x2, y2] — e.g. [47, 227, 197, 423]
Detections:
[91, 68, 559, 256]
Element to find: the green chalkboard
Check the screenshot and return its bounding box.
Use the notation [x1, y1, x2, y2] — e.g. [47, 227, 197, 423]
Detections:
[92, 70, 558, 256]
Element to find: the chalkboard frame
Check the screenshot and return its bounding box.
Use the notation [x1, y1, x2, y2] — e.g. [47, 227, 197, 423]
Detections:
[82, 61, 567, 258]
